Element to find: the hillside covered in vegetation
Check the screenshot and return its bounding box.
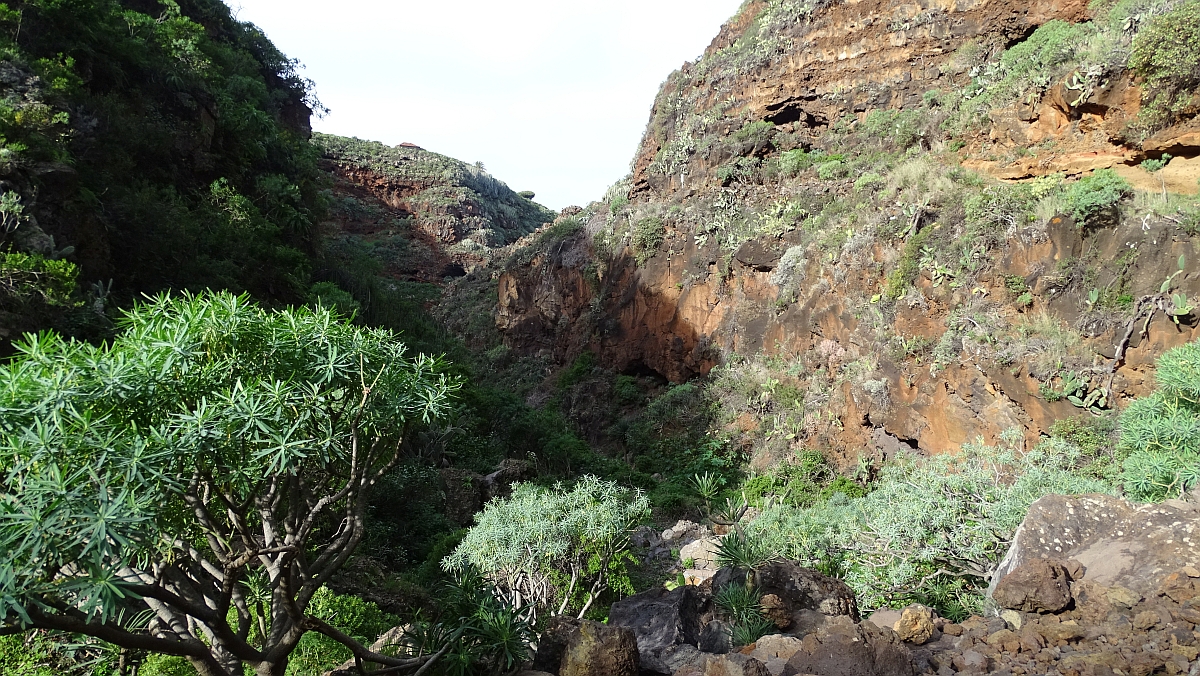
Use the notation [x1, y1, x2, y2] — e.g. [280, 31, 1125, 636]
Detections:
[2, 0, 1200, 675]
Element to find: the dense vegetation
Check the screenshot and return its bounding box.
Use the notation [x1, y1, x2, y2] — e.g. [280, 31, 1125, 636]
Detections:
[0, 0, 327, 348]
[2, 0, 1200, 672]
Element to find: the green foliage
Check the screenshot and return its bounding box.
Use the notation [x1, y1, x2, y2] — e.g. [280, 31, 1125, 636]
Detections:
[0, 291, 456, 672]
[444, 476, 650, 619]
[632, 217, 666, 264]
[614, 375, 644, 405]
[1117, 339, 1200, 501]
[860, 109, 925, 149]
[610, 195, 630, 215]
[885, 227, 933, 299]
[713, 583, 775, 646]
[1130, 0, 1200, 131]
[714, 530, 776, 570]
[1064, 169, 1132, 225]
[4, 0, 330, 300]
[558, 351, 599, 389]
[316, 135, 553, 248]
[307, 280, 361, 316]
[816, 159, 848, 180]
[1, 251, 78, 305]
[779, 149, 820, 176]
[745, 437, 1114, 613]
[287, 588, 399, 676]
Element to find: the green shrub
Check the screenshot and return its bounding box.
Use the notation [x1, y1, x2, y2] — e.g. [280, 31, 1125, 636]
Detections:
[286, 588, 399, 676]
[632, 216, 666, 264]
[745, 437, 1114, 614]
[1064, 169, 1132, 225]
[307, 280, 361, 316]
[816, 159, 848, 180]
[610, 195, 630, 215]
[885, 227, 933, 299]
[1117, 339, 1200, 501]
[1130, 0, 1200, 131]
[443, 476, 650, 619]
[0, 251, 78, 306]
[779, 149, 819, 176]
[614, 375, 644, 405]
[558, 351, 598, 389]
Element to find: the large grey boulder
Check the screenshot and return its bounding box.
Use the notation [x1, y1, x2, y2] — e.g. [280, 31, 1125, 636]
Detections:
[608, 584, 709, 674]
[989, 494, 1200, 600]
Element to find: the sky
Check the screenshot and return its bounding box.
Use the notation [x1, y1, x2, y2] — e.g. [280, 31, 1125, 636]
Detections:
[229, 1, 744, 211]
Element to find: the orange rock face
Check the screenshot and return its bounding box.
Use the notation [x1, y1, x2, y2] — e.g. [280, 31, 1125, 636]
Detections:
[495, 0, 1200, 460]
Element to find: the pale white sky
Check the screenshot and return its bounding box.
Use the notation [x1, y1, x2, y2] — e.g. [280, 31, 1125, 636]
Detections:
[230, 1, 744, 211]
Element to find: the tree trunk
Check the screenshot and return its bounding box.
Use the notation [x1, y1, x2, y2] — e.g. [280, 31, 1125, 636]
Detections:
[255, 657, 289, 676]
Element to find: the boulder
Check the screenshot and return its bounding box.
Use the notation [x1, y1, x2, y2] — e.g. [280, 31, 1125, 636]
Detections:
[989, 494, 1200, 600]
[892, 605, 936, 644]
[698, 620, 733, 654]
[439, 468, 482, 526]
[482, 458, 535, 502]
[692, 653, 772, 676]
[609, 584, 709, 674]
[680, 536, 722, 571]
[992, 558, 1075, 613]
[781, 616, 915, 676]
[745, 634, 804, 676]
[733, 238, 784, 271]
[559, 619, 639, 676]
[532, 615, 581, 673]
[556, 619, 643, 676]
[711, 561, 859, 634]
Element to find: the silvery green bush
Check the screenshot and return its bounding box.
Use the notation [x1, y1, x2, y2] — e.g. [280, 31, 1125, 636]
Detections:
[745, 435, 1114, 614]
[444, 476, 649, 620]
[1118, 339, 1200, 502]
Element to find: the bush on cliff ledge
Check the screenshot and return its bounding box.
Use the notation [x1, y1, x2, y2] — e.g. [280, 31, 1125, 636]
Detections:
[1118, 339, 1200, 501]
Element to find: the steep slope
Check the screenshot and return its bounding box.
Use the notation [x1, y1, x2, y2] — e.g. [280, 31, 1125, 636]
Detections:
[0, 0, 325, 350]
[495, 0, 1200, 465]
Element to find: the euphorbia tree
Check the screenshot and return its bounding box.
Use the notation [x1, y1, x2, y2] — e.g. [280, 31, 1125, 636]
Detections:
[0, 291, 458, 676]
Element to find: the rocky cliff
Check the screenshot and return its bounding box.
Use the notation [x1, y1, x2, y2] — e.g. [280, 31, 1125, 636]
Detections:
[494, 0, 1200, 465]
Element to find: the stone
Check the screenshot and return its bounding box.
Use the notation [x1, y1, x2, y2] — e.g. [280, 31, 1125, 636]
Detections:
[698, 620, 733, 654]
[609, 584, 707, 674]
[760, 594, 790, 629]
[893, 605, 936, 645]
[942, 623, 963, 636]
[1036, 622, 1087, 642]
[439, 468, 482, 526]
[782, 616, 914, 676]
[1000, 609, 1024, 630]
[1160, 571, 1198, 603]
[989, 495, 1200, 600]
[1183, 566, 1200, 578]
[992, 558, 1074, 613]
[733, 238, 783, 271]
[951, 649, 988, 672]
[532, 615, 580, 673]
[559, 619, 639, 676]
[680, 537, 722, 571]
[1132, 610, 1160, 630]
[746, 634, 803, 676]
[481, 458, 535, 502]
[696, 653, 771, 676]
[985, 629, 1020, 653]
[1105, 585, 1141, 609]
[867, 609, 903, 629]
